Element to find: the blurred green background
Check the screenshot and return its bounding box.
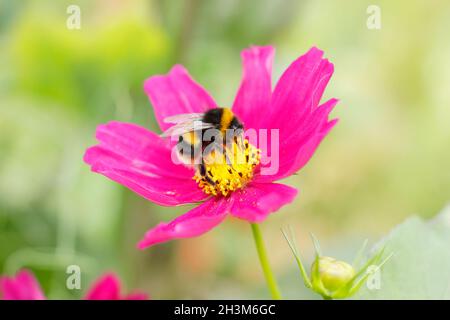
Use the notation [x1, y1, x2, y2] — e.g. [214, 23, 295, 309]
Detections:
[0, 0, 449, 299]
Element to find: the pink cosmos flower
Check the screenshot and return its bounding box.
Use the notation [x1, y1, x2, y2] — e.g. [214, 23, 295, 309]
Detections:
[84, 273, 148, 300]
[0, 269, 147, 300]
[84, 46, 338, 249]
[0, 270, 45, 300]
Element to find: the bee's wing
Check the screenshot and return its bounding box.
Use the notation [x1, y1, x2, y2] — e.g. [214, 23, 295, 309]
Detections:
[163, 113, 205, 124]
[161, 120, 215, 138]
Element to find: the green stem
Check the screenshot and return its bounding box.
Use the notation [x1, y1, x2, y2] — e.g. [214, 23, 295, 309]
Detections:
[250, 223, 282, 300]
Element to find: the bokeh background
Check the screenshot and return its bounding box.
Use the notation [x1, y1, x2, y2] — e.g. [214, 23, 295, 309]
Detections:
[0, 0, 449, 299]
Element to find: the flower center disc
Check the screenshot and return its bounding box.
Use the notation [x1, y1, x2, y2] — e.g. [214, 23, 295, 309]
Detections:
[194, 139, 260, 196]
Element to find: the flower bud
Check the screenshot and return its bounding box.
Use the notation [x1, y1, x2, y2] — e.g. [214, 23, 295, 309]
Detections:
[283, 228, 391, 299]
[311, 256, 355, 293]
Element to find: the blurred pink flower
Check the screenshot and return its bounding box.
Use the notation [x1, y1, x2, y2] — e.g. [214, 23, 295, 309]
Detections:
[0, 270, 45, 300]
[84, 46, 338, 249]
[0, 270, 147, 300]
[83, 273, 147, 300]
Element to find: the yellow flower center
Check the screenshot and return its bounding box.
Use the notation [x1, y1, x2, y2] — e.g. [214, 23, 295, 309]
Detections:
[194, 139, 260, 196]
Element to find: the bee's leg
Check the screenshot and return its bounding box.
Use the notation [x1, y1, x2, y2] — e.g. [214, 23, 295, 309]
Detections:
[199, 162, 215, 186]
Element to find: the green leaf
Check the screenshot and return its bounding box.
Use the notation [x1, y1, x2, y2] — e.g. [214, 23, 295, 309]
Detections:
[310, 233, 323, 257]
[354, 205, 450, 299]
[281, 227, 312, 289]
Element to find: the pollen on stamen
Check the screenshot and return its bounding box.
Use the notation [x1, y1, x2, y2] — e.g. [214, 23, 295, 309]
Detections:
[194, 139, 260, 197]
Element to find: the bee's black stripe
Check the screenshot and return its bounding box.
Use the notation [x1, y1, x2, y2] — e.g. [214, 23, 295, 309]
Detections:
[202, 108, 224, 128]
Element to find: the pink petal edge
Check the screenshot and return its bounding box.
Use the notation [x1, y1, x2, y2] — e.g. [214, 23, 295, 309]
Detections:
[137, 197, 233, 249]
[144, 65, 217, 132]
[232, 45, 274, 131]
[84, 273, 121, 300]
[229, 183, 298, 223]
[0, 270, 45, 300]
[253, 47, 338, 182]
[83, 121, 208, 206]
[268, 46, 335, 130]
[255, 99, 339, 183]
[85, 273, 148, 300]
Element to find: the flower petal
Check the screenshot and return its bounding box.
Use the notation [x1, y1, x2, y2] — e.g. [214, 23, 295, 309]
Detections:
[255, 99, 338, 182]
[229, 183, 298, 223]
[253, 47, 338, 182]
[85, 273, 121, 300]
[144, 65, 218, 131]
[138, 197, 233, 249]
[266, 47, 334, 133]
[232, 46, 274, 130]
[85, 273, 148, 300]
[0, 270, 45, 300]
[84, 121, 208, 206]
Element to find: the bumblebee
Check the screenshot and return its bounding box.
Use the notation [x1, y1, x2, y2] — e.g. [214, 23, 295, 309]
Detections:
[162, 107, 244, 163]
[161, 107, 258, 194]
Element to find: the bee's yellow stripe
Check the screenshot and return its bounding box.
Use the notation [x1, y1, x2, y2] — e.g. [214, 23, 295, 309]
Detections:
[220, 108, 234, 133]
[182, 131, 199, 145]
